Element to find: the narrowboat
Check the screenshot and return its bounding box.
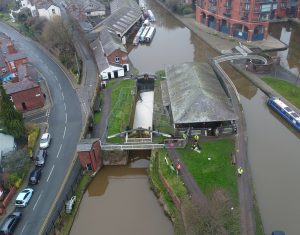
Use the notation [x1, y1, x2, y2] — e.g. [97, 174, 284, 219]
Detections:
[133, 26, 145, 45]
[145, 26, 156, 43]
[140, 26, 150, 43]
[147, 10, 156, 22]
[267, 96, 300, 131]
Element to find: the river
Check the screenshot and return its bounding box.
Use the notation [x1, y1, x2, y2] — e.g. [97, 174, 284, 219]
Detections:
[72, 1, 300, 234]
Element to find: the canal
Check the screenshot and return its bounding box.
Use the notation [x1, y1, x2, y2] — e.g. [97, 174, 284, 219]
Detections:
[72, 1, 300, 234]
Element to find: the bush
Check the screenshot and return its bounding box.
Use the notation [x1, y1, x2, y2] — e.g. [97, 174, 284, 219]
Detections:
[27, 125, 40, 157]
[182, 6, 193, 15]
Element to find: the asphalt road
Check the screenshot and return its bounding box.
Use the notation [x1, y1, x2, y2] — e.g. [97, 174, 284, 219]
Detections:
[0, 22, 82, 235]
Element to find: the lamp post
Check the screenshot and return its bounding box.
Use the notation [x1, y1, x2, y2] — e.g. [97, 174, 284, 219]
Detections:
[293, 65, 300, 94]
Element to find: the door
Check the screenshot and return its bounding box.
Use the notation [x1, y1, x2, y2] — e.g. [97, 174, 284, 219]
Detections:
[22, 102, 27, 110]
[113, 70, 118, 78]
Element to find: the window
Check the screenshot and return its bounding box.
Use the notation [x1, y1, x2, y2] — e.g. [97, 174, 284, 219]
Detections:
[52, 9, 56, 14]
[115, 57, 120, 63]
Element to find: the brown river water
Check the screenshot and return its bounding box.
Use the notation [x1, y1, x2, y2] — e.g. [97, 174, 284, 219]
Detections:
[71, 1, 300, 234]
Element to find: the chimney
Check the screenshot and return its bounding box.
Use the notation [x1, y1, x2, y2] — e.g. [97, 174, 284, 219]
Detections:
[7, 42, 17, 54]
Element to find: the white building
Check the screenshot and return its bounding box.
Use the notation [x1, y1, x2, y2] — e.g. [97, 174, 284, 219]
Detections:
[35, 1, 61, 19]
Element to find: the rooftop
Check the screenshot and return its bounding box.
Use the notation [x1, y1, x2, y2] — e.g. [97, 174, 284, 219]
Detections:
[4, 79, 39, 94]
[4, 52, 27, 62]
[90, 33, 110, 72]
[98, 26, 127, 56]
[165, 62, 237, 124]
[91, 6, 142, 37]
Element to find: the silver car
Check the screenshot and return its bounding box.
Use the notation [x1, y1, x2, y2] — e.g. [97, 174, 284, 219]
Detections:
[15, 188, 34, 208]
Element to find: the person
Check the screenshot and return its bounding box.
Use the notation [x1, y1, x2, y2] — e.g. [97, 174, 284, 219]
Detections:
[237, 166, 244, 176]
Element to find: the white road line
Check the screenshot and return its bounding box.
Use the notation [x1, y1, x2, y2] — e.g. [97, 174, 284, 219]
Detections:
[65, 113, 68, 124]
[54, 75, 58, 81]
[33, 191, 43, 211]
[62, 92, 65, 101]
[63, 126, 66, 139]
[56, 144, 62, 158]
[64, 102, 66, 111]
[20, 222, 28, 235]
[59, 83, 62, 90]
[47, 165, 55, 182]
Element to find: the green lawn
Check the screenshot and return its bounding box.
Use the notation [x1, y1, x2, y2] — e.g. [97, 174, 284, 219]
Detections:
[261, 77, 300, 109]
[177, 139, 237, 202]
[107, 79, 135, 140]
[158, 150, 188, 200]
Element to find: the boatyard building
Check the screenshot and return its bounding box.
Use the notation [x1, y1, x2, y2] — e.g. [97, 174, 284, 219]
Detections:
[162, 62, 237, 136]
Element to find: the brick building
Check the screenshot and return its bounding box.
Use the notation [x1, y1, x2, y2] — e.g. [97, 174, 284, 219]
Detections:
[77, 139, 102, 172]
[4, 80, 45, 112]
[276, 0, 300, 18]
[195, 0, 279, 41]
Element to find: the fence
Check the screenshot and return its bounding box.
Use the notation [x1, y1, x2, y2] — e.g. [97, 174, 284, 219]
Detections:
[43, 159, 83, 235]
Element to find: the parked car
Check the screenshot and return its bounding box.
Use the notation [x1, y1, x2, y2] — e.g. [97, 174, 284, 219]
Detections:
[35, 149, 47, 167]
[0, 211, 22, 234]
[29, 168, 42, 185]
[39, 133, 51, 149]
[15, 188, 34, 208]
[271, 231, 285, 235]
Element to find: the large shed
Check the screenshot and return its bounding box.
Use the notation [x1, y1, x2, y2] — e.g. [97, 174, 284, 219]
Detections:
[164, 62, 237, 136]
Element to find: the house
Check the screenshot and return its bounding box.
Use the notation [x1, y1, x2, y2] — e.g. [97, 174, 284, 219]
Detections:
[82, 0, 106, 17]
[77, 138, 102, 172]
[4, 80, 45, 112]
[34, 0, 61, 19]
[4, 52, 28, 74]
[90, 27, 129, 80]
[3, 64, 45, 112]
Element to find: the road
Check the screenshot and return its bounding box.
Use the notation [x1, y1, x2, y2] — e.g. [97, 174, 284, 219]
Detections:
[0, 22, 82, 235]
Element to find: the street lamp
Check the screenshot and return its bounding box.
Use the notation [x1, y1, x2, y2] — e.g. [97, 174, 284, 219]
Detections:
[293, 67, 300, 94]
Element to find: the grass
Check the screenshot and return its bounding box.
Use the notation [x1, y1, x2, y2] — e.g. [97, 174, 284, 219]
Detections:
[149, 152, 186, 233]
[53, 173, 92, 235]
[261, 76, 300, 109]
[158, 149, 188, 200]
[176, 139, 237, 202]
[107, 79, 135, 141]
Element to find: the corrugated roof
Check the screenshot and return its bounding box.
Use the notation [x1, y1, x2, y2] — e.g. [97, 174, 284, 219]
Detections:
[92, 6, 142, 37]
[98, 27, 126, 56]
[165, 62, 237, 124]
[77, 138, 100, 152]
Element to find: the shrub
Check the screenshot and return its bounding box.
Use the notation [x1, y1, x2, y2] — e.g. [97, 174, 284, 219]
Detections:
[27, 125, 40, 157]
[182, 6, 193, 15]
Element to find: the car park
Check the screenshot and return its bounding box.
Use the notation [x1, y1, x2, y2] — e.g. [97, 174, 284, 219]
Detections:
[39, 133, 51, 149]
[29, 168, 42, 185]
[0, 211, 22, 234]
[35, 149, 47, 167]
[15, 188, 34, 208]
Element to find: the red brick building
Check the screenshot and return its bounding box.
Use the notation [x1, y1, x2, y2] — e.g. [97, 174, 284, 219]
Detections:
[4, 80, 45, 112]
[77, 139, 102, 172]
[276, 0, 300, 18]
[195, 0, 276, 41]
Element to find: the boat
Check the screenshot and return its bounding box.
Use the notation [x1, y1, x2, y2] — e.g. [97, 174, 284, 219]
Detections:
[133, 26, 145, 45]
[140, 26, 150, 43]
[147, 10, 156, 22]
[145, 26, 156, 43]
[267, 96, 300, 131]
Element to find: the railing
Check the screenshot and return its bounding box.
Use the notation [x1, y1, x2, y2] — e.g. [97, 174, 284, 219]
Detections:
[126, 137, 152, 143]
[102, 143, 165, 150]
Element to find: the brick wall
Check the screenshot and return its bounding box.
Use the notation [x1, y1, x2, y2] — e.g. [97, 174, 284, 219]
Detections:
[11, 86, 45, 112]
[78, 141, 102, 172]
[107, 49, 128, 65]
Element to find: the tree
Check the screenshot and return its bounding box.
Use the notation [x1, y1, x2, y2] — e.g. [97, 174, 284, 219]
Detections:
[0, 85, 25, 139]
[16, 8, 32, 23]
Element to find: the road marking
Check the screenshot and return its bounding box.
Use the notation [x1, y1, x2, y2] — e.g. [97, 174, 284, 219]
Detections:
[59, 83, 62, 90]
[62, 92, 65, 101]
[54, 76, 58, 81]
[63, 126, 66, 139]
[33, 191, 43, 211]
[20, 222, 28, 235]
[64, 102, 66, 111]
[47, 165, 55, 182]
[56, 144, 62, 158]
[65, 113, 68, 124]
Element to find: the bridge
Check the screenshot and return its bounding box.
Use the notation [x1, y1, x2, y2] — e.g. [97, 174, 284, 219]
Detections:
[211, 45, 268, 102]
